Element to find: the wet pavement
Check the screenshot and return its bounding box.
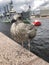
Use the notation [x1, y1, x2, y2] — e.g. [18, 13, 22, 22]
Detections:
[0, 17, 49, 62]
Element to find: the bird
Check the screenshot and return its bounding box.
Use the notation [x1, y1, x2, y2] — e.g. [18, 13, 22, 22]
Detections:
[10, 15, 37, 51]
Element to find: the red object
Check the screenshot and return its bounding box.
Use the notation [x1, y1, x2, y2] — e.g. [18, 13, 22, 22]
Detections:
[32, 20, 41, 26]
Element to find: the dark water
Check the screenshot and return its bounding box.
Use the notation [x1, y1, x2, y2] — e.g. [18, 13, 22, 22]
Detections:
[0, 18, 49, 62]
[0, 22, 11, 38]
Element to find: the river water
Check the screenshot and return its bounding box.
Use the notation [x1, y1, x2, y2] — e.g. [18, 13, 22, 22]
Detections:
[0, 17, 49, 62]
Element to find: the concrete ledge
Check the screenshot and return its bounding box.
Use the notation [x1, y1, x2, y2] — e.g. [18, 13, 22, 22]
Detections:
[0, 32, 49, 65]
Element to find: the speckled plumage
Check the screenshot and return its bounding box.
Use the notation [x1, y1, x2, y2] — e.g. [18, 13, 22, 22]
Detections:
[10, 19, 36, 50]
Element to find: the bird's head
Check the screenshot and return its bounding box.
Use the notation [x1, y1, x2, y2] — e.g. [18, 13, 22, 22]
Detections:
[11, 19, 17, 23]
[11, 14, 22, 24]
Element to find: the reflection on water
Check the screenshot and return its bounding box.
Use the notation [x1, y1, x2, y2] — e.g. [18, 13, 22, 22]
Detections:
[0, 17, 49, 62]
[0, 22, 11, 38]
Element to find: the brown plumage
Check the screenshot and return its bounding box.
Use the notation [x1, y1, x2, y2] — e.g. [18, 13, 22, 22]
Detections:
[10, 18, 36, 51]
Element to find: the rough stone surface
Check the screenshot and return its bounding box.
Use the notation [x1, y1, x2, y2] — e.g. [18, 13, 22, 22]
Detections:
[0, 32, 49, 65]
